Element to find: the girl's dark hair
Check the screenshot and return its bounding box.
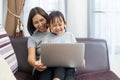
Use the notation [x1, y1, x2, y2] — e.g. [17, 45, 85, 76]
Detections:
[48, 11, 66, 24]
[27, 7, 48, 35]
[48, 11, 66, 34]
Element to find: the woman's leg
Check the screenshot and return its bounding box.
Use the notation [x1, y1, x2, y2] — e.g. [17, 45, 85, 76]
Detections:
[64, 68, 75, 80]
[53, 67, 65, 80]
[33, 68, 53, 80]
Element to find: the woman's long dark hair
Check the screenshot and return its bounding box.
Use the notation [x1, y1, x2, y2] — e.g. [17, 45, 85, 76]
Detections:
[27, 7, 48, 35]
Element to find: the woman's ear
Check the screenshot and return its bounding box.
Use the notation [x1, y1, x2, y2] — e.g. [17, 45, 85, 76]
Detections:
[49, 24, 51, 28]
[46, 24, 49, 29]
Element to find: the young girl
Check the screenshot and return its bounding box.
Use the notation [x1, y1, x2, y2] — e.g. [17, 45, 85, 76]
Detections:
[42, 11, 76, 80]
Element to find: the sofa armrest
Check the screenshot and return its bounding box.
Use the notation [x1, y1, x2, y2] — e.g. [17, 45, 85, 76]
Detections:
[76, 38, 110, 75]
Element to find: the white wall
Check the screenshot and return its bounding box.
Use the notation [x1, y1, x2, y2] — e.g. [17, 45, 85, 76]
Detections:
[3, 0, 8, 27]
[67, 0, 88, 38]
[0, 0, 3, 25]
[0, 0, 88, 37]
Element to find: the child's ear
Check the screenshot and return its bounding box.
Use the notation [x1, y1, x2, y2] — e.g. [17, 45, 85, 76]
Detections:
[64, 21, 67, 26]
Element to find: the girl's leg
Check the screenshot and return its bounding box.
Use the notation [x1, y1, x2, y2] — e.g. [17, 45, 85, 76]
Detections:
[53, 67, 65, 80]
[33, 68, 53, 80]
[64, 68, 75, 80]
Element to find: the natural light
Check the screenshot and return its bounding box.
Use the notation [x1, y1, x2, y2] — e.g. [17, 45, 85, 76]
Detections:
[91, 0, 120, 77]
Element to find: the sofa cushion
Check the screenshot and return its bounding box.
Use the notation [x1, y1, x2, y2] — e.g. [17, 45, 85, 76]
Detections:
[0, 54, 16, 80]
[76, 71, 120, 80]
[14, 71, 33, 80]
[0, 26, 18, 73]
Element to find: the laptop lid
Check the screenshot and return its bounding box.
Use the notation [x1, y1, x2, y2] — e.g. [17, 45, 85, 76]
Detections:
[40, 43, 85, 68]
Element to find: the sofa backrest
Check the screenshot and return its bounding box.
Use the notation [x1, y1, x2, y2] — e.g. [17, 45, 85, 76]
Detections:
[10, 37, 109, 75]
[76, 38, 109, 75]
[10, 37, 33, 74]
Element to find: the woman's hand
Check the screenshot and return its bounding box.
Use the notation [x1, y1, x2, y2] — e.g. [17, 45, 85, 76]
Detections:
[34, 60, 47, 72]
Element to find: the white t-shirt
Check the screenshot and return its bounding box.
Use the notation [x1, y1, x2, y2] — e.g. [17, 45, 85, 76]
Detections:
[42, 32, 76, 43]
[28, 30, 48, 59]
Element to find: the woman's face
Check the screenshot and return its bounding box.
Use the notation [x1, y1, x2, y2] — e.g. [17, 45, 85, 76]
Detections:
[50, 17, 66, 35]
[32, 14, 47, 32]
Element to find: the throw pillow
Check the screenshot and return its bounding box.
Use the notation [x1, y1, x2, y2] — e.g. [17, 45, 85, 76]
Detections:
[0, 25, 18, 73]
[0, 54, 16, 80]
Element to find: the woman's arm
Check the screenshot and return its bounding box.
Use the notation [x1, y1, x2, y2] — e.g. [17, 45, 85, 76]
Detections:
[28, 47, 47, 71]
[28, 47, 36, 67]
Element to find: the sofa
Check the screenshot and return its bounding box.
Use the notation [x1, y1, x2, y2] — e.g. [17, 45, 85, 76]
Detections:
[9, 37, 120, 80]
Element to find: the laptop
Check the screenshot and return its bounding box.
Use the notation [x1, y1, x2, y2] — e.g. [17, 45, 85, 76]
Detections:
[40, 43, 85, 68]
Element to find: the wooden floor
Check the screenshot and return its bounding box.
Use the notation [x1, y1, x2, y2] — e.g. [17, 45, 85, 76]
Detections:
[109, 54, 120, 78]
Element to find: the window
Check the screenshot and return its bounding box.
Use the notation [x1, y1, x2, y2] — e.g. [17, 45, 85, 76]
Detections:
[89, 0, 120, 55]
[89, 0, 120, 76]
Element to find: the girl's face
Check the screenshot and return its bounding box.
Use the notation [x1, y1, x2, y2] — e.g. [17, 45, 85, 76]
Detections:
[50, 17, 66, 35]
[32, 14, 48, 32]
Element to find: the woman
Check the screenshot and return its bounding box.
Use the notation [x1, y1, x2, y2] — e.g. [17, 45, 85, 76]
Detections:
[27, 7, 52, 80]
